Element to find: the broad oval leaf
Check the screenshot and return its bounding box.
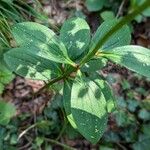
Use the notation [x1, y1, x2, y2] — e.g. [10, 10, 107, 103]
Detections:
[70, 75, 108, 143]
[103, 45, 150, 78]
[90, 19, 131, 51]
[4, 46, 61, 80]
[85, 0, 105, 12]
[60, 17, 90, 59]
[12, 22, 74, 65]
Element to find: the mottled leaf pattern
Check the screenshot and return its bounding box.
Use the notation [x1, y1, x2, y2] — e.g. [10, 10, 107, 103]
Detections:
[90, 19, 131, 51]
[103, 46, 150, 78]
[60, 17, 90, 59]
[64, 74, 108, 143]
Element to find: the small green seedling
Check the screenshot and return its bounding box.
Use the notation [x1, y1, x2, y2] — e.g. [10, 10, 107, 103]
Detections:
[4, 1, 150, 143]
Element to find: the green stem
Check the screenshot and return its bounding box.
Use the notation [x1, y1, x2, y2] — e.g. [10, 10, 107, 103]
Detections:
[79, 0, 150, 66]
[55, 110, 68, 141]
[34, 66, 78, 95]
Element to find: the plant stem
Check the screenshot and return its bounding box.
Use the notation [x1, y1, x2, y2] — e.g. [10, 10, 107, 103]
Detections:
[18, 122, 74, 150]
[55, 111, 68, 141]
[18, 124, 37, 141]
[79, 0, 150, 66]
[45, 138, 76, 150]
[34, 67, 78, 95]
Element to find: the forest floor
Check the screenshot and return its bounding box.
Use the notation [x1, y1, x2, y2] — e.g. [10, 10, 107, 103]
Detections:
[1, 0, 150, 150]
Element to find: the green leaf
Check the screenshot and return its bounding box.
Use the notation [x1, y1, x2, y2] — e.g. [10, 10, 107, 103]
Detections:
[103, 131, 120, 142]
[0, 61, 14, 94]
[127, 99, 139, 112]
[100, 146, 115, 150]
[10, 134, 18, 145]
[1, 0, 13, 3]
[130, 0, 150, 17]
[141, 99, 150, 111]
[138, 109, 150, 121]
[106, 74, 117, 84]
[0, 83, 4, 94]
[0, 100, 16, 125]
[90, 19, 131, 51]
[121, 79, 131, 90]
[81, 58, 107, 73]
[69, 74, 108, 143]
[114, 110, 136, 127]
[116, 97, 127, 109]
[4, 46, 61, 80]
[114, 110, 129, 127]
[11, 22, 73, 65]
[65, 124, 80, 139]
[35, 137, 44, 147]
[75, 10, 86, 19]
[100, 11, 115, 21]
[142, 124, 150, 136]
[50, 94, 63, 109]
[63, 80, 77, 129]
[103, 45, 150, 78]
[85, 0, 105, 12]
[142, 7, 150, 16]
[120, 128, 137, 142]
[60, 17, 90, 59]
[93, 77, 116, 113]
[132, 134, 150, 150]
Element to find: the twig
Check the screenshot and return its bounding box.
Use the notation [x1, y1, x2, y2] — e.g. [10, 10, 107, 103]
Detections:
[116, 0, 126, 18]
[116, 142, 127, 150]
[33, 109, 38, 137]
[18, 122, 74, 150]
[18, 135, 33, 150]
[18, 124, 36, 141]
[45, 138, 76, 150]
[18, 142, 31, 150]
[55, 111, 68, 141]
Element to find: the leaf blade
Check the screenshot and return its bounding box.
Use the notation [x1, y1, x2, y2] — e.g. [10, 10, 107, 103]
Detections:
[0, 60, 14, 94]
[60, 17, 90, 59]
[103, 45, 150, 78]
[90, 19, 131, 51]
[70, 75, 108, 143]
[12, 22, 73, 64]
[63, 80, 77, 129]
[4, 47, 61, 80]
[93, 77, 116, 113]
